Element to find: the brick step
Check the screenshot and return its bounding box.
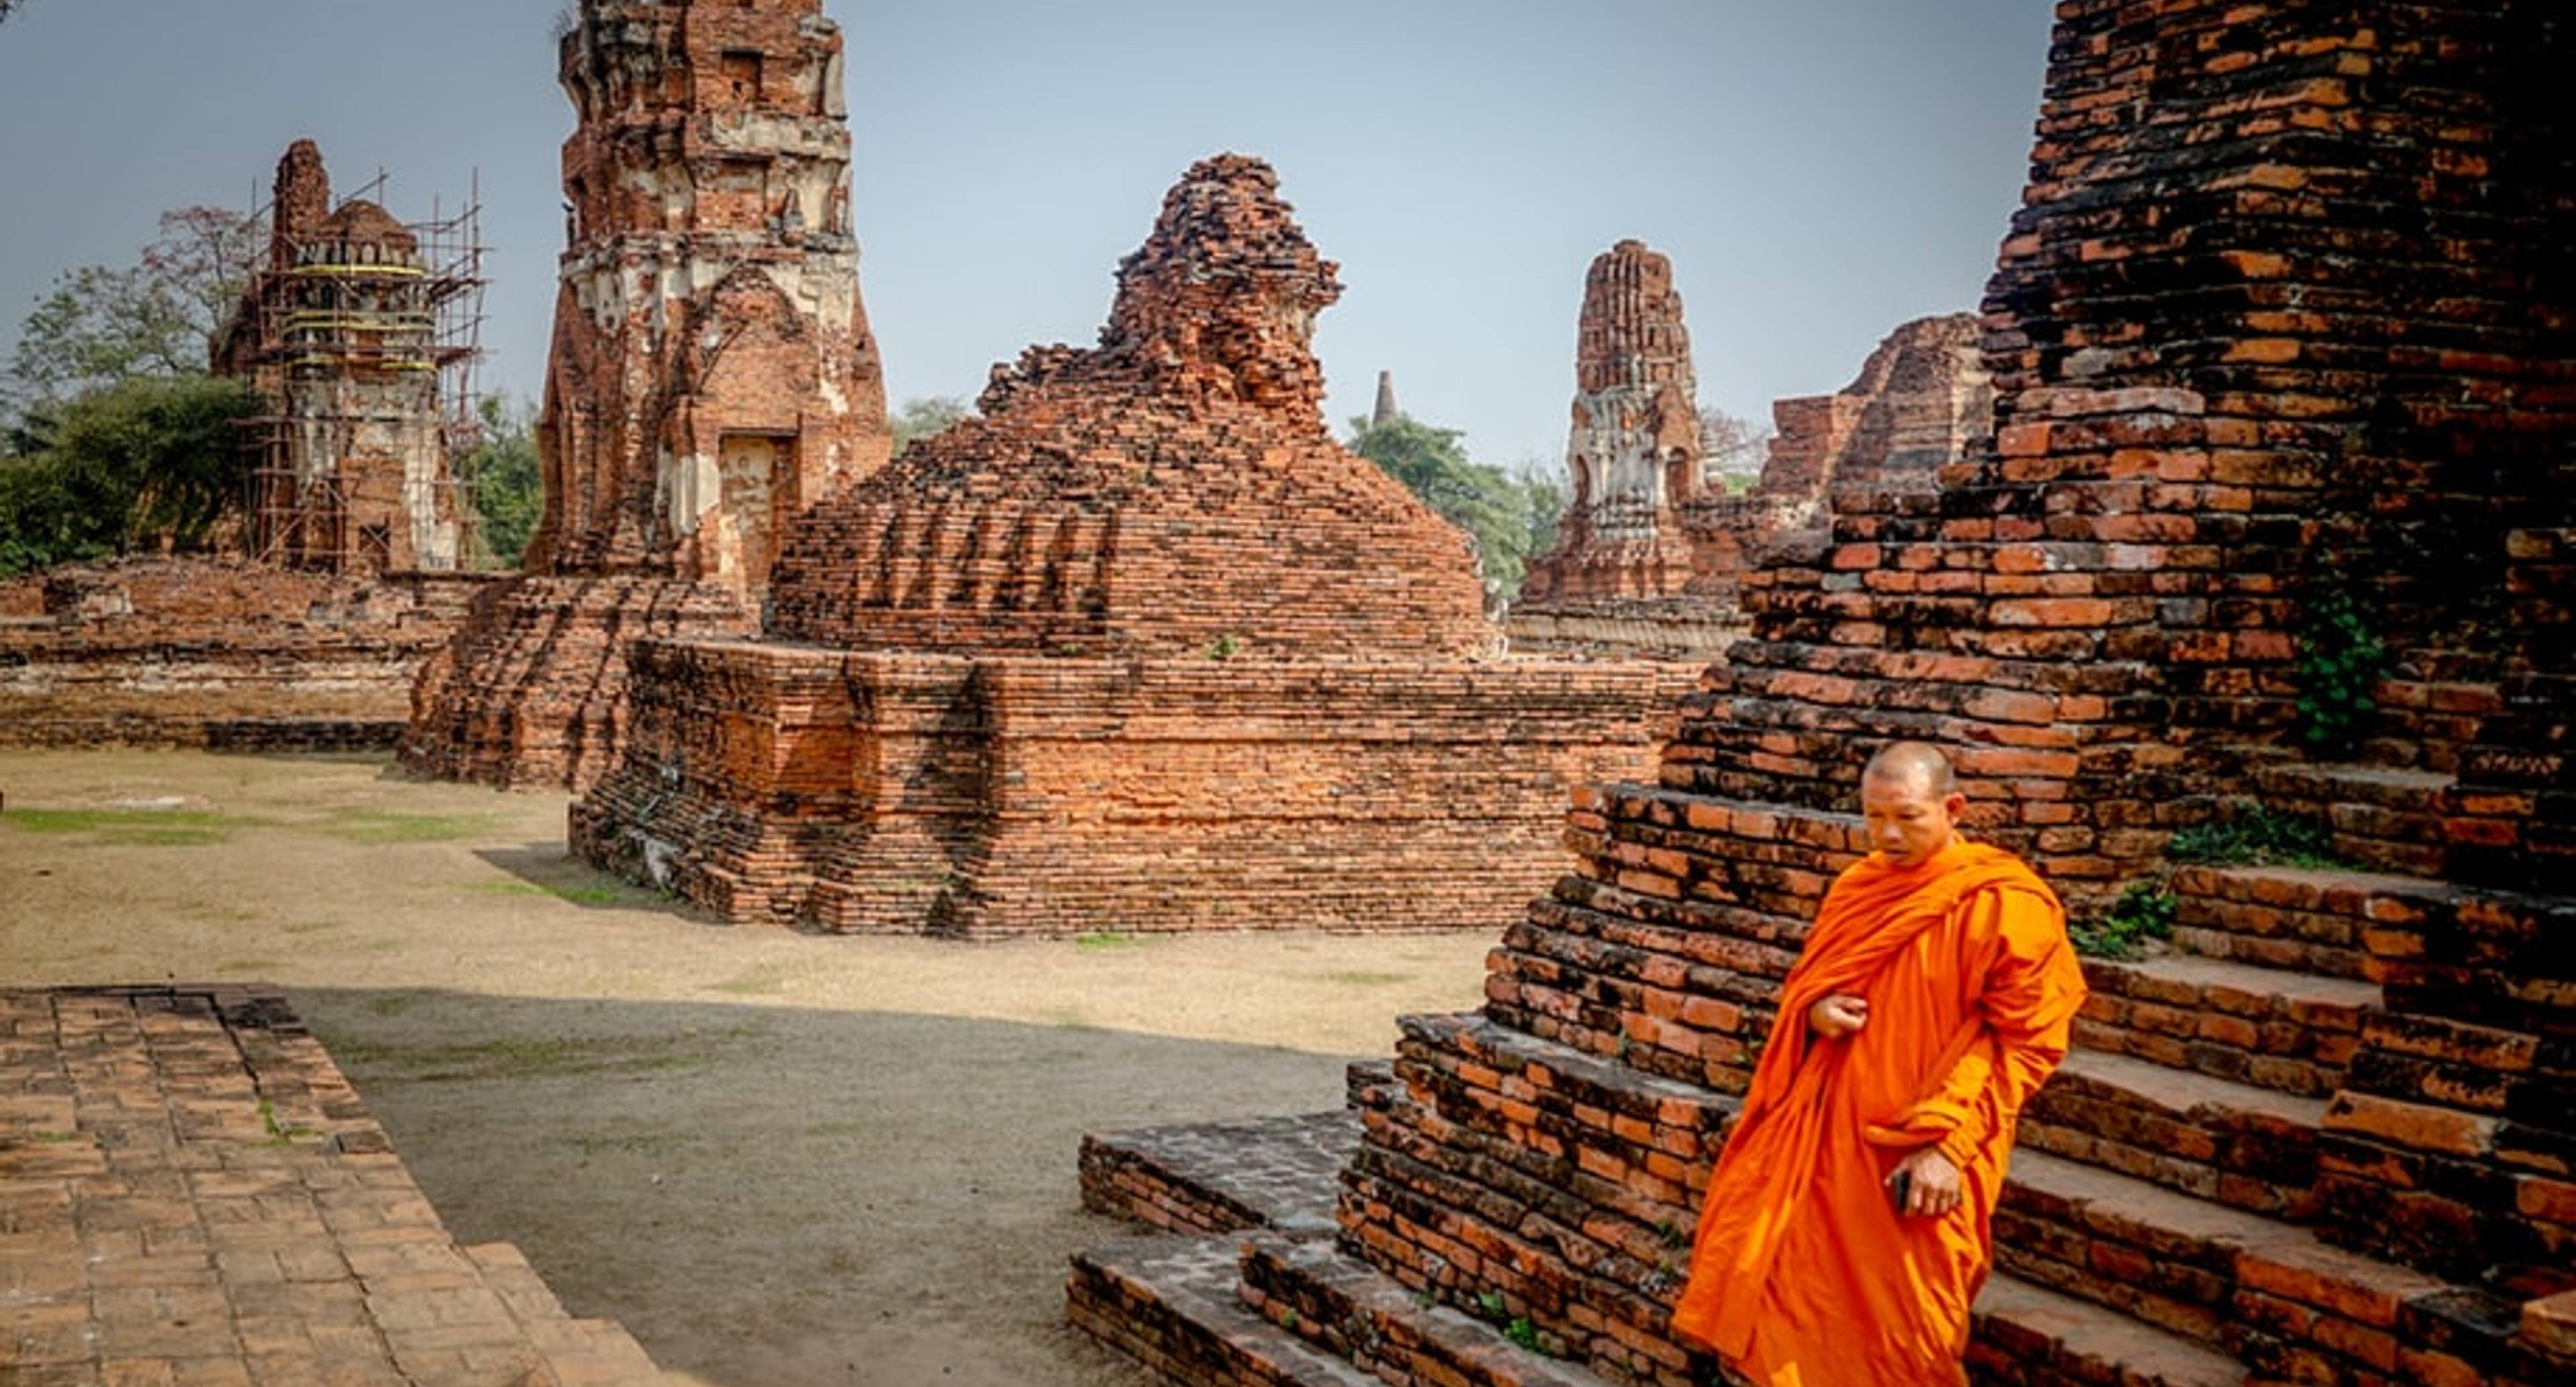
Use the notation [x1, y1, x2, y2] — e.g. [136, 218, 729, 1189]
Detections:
[1562, 785, 1862, 928]
[2021, 1049, 2327, 1218]
[1340, 1015, 1735, 1378]
[2251, 761, 2536, 881]
[1994, 1149, 2529, 1386]
[1067, 1233, 1387, 1387]
[1242, 1232, 1659, 1387]
[1256, 1215, 2246, 1387]
[1484, 887, 1801, 1099]
[2360, 673, 2502, 775]
[2171, 864, 2570, 1028]
[1968, 1271, 2246, 1387]
[2078, 953, 2381, 1099]
[1079, 1111, 1360, 1239]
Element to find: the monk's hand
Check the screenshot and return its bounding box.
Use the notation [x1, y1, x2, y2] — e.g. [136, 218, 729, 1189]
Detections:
[1807, 993, 1868, 1040]
[1891, 1146, 1963, 1219]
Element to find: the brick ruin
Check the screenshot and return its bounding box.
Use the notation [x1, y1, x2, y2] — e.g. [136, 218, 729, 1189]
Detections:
[1521, 241, 1708, 609]
[0, 143, 493, 753]
[401, 0, 892, 791]
[212, 140, 478, 575]
[566, 154, 1693, 934]
[0, 557, 496, 751]
[1509, 241, 1992, 661]
[1072, 4, 2575, 1387]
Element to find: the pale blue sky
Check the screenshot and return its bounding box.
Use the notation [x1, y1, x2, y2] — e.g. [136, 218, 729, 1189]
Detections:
[0, 1, 2049, 469]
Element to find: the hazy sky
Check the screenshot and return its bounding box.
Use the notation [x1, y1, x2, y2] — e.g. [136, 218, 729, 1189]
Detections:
[0, 1, 2049, 471]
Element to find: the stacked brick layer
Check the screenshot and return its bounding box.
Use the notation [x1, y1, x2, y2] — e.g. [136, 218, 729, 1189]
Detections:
[570, 641, 1693, 933]
[0, 558, 492, 749]
[1070, 5, 2575, 1385]
[398, 574, 753, 791]
[0, 985, 663, 1387]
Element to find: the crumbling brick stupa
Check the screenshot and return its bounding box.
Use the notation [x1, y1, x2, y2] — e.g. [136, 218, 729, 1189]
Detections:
[1509, 241, 1992, 661]
[0, 140, 495, 753]
[568, 155, 1693, 934]
[401, 0, 892, 791]
[1071, 3, 2575, 1386]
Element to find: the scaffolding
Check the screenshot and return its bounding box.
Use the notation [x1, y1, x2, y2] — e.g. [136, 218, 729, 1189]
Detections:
[226, 170, 488, 573]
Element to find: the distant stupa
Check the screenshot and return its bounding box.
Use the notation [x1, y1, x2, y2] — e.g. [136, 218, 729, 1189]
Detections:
[1371, 369, 1401, 427]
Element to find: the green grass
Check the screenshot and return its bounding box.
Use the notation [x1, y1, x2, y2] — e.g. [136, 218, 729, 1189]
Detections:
[316, 811, 498, 844]
[706, 964, 793, 997]
[1073, 931, 1152, 952]
[3, 808, 238, 846]
[1319, 970, 1409, 987]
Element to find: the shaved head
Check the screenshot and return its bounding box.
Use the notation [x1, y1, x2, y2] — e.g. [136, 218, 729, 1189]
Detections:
[1862, 741, 1956, 796]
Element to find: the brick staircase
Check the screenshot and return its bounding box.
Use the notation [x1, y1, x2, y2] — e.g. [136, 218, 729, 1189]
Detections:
[0, 985, 667, 1387]
[1069, 765, 2573, 1387]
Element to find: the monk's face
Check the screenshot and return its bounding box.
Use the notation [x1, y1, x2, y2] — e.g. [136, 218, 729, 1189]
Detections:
[1860, 769, 1965, 868]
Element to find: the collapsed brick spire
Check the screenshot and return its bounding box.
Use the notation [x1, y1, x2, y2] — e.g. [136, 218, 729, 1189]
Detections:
[768, 154, 1485, 659]
[983, 153, 1342, 433]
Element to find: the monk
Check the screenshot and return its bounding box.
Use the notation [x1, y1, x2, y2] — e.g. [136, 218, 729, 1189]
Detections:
[1671, 742, 2088, 1386]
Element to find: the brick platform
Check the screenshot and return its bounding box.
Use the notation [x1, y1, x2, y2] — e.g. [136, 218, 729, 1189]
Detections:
[0, 559, 493, 752]
[0, 985, 664, 1387]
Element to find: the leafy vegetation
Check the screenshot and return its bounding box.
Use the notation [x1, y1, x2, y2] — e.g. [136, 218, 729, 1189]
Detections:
[2069, 879, 2177, 960]
[458, 394, 541, 569]
[2166, 803, 2343, 869]
[1347, 412, 1562, 599]
[2292, 575, 2391, 757]
[0, 374, 265, 575]
[891, 395, 972, 457]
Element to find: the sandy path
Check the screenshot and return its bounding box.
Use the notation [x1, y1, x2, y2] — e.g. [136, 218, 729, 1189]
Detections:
[0, 749, 1499, 1387]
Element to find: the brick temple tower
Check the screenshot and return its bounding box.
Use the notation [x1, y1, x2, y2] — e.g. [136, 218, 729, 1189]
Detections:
[402, 0, 892, 790]
[527, 0, 892, 595]
[1521, 240, 1707, 604]
[213, 140, 482, 573]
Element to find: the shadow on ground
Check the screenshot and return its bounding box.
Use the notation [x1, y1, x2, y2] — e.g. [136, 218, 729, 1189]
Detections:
[292, 986, 1364, 1387]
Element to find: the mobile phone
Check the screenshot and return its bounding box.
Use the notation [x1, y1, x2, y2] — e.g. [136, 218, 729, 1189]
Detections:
[1888, 1169, 1913, 1215]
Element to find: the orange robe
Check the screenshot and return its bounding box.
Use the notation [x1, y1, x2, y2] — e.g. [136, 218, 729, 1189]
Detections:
[1670, 838, 2086, 1387]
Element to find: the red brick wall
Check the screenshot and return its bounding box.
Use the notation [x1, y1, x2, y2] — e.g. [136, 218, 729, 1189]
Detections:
[571, 641, 1693, 933]
[0, 558, 492, 746]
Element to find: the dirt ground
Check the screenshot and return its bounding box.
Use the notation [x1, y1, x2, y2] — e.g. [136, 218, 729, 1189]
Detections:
[0, 749, 1499, 1387]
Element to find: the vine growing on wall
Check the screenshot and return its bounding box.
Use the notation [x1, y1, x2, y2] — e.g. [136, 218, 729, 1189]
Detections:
[2291, 573, 2391, 758]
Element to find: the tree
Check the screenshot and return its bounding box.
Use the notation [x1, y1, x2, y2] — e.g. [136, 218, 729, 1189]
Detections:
[459, 395, 541, 569]
[1699, 405, 1773, 494]
[0, 374, 264, 575]
[5, 206, 263, 413]
[1348, 413, 1556, 600]
[891, 395, 972, 457]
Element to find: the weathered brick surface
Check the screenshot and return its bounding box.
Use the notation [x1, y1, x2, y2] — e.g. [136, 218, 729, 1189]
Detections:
[529, 0, 889, 588]
[403, 0, 889, 791]
[1081, 1113, 1360, 1239]
[0, 985, 661, 1386]
[570, 643, 1687, 934]
[0, 557, 492, 749]
[567, 156, 1691, 932]
[767, 156, 1486, 661]
[399, 573, 753, 791]
[1073, 4, 2576, 1386]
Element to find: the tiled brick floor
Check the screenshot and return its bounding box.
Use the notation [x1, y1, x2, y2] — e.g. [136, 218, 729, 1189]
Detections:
[0, 985, 663, 1387]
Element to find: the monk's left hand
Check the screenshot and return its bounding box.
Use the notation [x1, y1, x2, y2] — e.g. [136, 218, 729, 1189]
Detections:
[1891, 1146, 1963, 1219]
